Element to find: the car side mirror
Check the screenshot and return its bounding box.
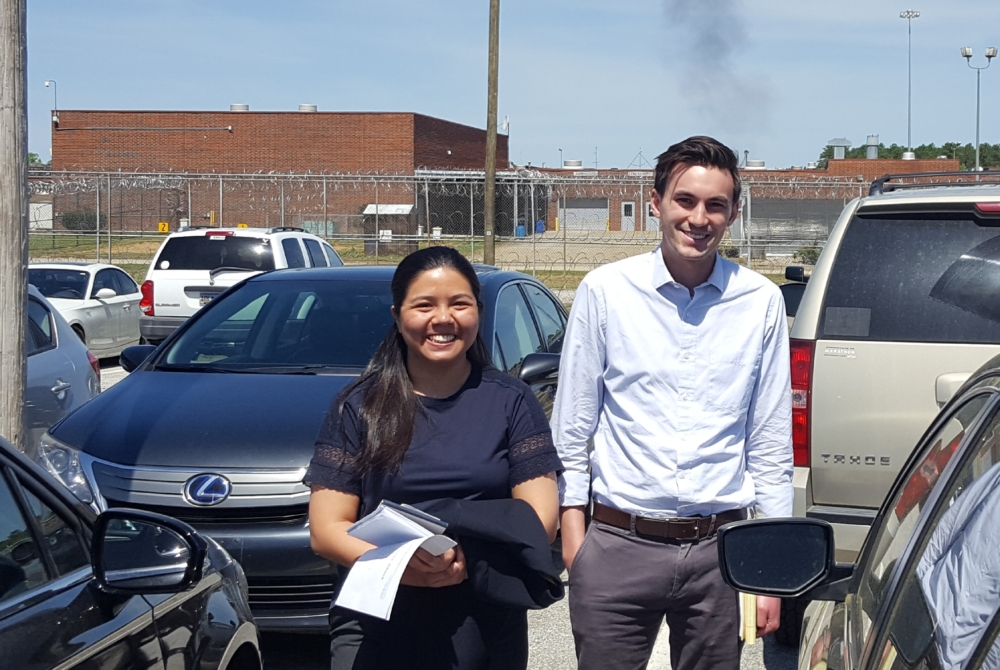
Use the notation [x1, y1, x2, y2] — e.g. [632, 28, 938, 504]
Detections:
[519, 352, 560, 386]
[717, 519, 851, 599]
[94, 288, 117, 300]
[120, 344, 158, 372]
[92, 508, 207, 595]
[784, 266, 807, 283]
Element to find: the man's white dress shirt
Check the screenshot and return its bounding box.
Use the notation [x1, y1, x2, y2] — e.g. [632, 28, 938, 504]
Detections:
[553, 249, 793, 519]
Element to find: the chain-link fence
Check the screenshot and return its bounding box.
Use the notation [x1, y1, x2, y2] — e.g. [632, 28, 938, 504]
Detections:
[28, 170, 867, 294]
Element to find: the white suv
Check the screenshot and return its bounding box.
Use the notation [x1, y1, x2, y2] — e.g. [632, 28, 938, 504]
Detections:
[139, 226, 344, 344]
[775, 173, 1000, 645]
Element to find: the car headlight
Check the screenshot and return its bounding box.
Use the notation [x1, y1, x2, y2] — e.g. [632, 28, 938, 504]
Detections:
[36, 432, 96, 505]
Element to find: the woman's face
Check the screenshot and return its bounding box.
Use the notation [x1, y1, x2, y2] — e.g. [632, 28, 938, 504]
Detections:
[394, 267, 479, 369]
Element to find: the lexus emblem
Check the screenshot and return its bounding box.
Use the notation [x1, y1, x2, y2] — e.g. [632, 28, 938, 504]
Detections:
[184, 474, 232, 506]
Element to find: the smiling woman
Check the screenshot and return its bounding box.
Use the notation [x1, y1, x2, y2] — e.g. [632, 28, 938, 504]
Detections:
[305, 247, 563, 670]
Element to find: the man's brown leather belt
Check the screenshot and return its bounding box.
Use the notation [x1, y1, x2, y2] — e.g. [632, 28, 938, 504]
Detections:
[592, 502, 747, 541]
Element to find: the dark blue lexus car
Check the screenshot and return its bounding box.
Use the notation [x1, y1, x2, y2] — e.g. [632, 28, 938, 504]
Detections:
[32, 265, 567, 633]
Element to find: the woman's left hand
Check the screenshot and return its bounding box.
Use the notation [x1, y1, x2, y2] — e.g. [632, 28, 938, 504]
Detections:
[400, 544, 467, 588]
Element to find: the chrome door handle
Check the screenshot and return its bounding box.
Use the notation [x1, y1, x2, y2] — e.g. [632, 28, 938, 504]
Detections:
[51, 380, 72, 396]
[123, 304, 131, 311]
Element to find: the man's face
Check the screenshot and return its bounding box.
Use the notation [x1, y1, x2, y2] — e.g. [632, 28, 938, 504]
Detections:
[650, 165, 739, 274]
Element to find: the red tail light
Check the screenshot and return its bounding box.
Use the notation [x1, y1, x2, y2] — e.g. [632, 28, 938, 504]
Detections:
[87, 350, 101, 385]
[789, 338, 815, 467]
[140, 280, 154, 315]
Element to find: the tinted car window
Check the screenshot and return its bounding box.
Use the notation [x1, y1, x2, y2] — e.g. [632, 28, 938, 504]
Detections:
[112, 269, 138, 295]
[876, 397, 1000, 669]
[162, 280, 394, 369]
[493, 285, 543, 373]
[522, 283, 566, 353]
[303, 239, 327, 267]
[26, 298, 54, 352]
[780, 282, 806, 318]
[854, 394, 991, 652]
[27, 269, 89, 300]
[156, 236, 276, 272]
[21, 487, 87, 576]
[281, 239, 306, 268]
[820, 215, 1000, 343]
[0, 472, 48, 600]
[92, 269, 117, 297]
[323, 244, 344, 267]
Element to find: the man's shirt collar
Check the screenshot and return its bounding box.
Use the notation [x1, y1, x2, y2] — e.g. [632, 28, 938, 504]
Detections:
[651, 247, 726, 293]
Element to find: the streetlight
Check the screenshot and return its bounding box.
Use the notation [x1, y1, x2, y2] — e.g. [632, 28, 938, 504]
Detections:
[961, 46, 997, 171]
[900, 10, 919, 152]
[44, 80, 58, 124]
[558, 148, 563, 168]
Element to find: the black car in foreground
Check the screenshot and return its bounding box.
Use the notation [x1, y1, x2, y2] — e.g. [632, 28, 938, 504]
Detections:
[0, 435, 260, 670]
[717, 355, 1000, 669]
[34, 265, 567, 632]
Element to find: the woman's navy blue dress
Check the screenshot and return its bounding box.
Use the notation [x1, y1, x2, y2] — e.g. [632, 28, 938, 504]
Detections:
[304, 364, 562, 670]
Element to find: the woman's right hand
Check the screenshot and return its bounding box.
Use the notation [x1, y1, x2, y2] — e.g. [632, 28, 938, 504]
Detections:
[400, 544, 467, 588]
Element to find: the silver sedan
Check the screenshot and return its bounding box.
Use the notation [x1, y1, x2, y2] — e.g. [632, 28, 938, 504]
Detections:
[29, 262, 142, 359]
[25, 284, 101, 452]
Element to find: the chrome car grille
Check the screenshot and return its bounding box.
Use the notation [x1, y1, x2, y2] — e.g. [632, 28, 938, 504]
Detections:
[87, 458, 310, 515]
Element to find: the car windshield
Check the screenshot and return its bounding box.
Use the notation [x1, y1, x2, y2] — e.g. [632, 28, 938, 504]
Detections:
[155, 235, 276, 272]
[28, 269, 90, 299]
[158, 278, 394, 371]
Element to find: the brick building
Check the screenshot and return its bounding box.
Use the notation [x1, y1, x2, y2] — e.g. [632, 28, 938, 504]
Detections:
[50, 109, 507, 174]
[44, 108, 510, 234]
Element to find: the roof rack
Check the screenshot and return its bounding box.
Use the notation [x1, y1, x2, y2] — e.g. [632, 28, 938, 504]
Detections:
[869, 170, 1000, 196]
[266, 226, 307, 233]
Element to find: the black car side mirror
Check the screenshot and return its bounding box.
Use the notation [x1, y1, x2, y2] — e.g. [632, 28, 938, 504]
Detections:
[717, 518, 853, 600]
[519, 352, 560, 386]
[92, 508, 208, 595]
[120, 345, 158, 373]
[785, 266, 807, 283]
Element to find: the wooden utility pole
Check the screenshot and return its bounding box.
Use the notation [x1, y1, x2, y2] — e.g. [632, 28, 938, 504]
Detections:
[482, 0, 499, 265]
[0, 0, 28, 449]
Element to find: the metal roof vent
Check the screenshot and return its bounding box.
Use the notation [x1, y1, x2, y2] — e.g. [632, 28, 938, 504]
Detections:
[230, 103, 250, 112]
[827, 137, 852, 160]
[298, 104, 318, 112]
[866, 135, 880, 159]
[902, 151, 916, 160]
[745, 159, 766, 169]
[807, 161, 818, 169]
[563, 159, 583, 169]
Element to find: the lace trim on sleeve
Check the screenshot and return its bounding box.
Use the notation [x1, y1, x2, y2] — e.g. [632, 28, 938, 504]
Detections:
[509, 432, 563, 488]
[302, 443, 362, 496]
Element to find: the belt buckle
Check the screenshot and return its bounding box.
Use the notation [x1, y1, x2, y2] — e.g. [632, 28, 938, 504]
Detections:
[670, 518, 701, 541]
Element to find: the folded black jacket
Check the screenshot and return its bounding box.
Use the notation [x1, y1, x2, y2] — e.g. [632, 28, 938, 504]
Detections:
[417, 498, 564, 610]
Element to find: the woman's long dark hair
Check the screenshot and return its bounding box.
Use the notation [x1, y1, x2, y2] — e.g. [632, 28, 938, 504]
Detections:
[343, 246, 492, 473]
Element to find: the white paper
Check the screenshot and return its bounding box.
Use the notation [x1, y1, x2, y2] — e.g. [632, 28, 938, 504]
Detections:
[334, 534, 457, 620]
[346, 502, 450, 551]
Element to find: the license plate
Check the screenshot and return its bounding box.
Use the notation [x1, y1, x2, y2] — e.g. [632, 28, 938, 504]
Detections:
[199, 293, 218, 306]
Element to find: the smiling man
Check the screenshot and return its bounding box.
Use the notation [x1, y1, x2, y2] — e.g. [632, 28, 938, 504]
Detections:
[553, 136, 793, 670]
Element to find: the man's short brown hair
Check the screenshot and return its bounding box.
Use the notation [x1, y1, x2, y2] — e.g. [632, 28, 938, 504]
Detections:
[653, 136, 742, 203]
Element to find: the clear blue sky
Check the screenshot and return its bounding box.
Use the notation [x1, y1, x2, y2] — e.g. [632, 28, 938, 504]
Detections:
[26, 0, 1000, 169]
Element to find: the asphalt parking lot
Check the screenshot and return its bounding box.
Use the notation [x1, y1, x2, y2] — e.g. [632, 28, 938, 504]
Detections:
[99, 359, 798, 669]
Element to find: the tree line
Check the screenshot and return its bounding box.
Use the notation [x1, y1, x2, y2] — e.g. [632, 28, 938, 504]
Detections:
[818, 142, 1000, 170]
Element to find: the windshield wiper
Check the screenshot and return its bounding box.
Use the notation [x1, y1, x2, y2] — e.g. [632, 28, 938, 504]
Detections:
[209, 266, 255, 282]
[153, 364, 254, 373]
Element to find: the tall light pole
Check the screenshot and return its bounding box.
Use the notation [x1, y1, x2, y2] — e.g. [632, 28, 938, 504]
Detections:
[961, 46, 997, 171]
[44, 79, 57, 119]
[558, 148, 563, 168]
[900, 10, 919, 152]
